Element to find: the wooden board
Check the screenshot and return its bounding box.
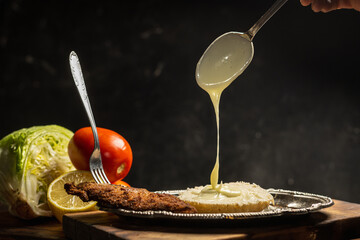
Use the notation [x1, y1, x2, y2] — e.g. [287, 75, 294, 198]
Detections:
[62, 199, 360, 240]
[0, 210, 65, 240]
[1, 199, 359, 240]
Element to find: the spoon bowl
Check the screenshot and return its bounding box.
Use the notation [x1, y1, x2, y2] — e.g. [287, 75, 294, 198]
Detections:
[196, 32, 254, 92]
[196, 0, 288, 89]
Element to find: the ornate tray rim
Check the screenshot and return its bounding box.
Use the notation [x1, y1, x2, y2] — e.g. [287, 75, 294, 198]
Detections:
[101, 188, 334, 220]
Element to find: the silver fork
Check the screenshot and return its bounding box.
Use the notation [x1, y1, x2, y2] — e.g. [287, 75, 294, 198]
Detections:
[69, 51, 111, 184]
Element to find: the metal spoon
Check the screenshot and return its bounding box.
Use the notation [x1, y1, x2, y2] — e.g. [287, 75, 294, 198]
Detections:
[196, 0, 288, 87]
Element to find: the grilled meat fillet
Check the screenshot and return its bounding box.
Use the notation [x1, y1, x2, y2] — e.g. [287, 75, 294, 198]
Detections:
[64, 182, 197, 213]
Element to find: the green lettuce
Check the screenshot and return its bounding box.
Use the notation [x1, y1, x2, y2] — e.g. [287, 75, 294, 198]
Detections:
[0, 125, 75, 219]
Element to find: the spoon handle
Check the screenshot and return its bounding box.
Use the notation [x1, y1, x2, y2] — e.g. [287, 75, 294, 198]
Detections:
[247, 0, 288, 41]
[69, 51, 100, 147]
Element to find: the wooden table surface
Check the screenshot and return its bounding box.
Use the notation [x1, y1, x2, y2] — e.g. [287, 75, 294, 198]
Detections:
[1, 199, 360, 240]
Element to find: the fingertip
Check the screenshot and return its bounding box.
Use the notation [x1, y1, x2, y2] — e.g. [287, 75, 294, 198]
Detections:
[300, 0, 313, 7]
[310, 0, 326, 13]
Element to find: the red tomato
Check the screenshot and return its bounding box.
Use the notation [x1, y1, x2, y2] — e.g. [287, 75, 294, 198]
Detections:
[68, 127, 133, 183]
[112, 179, 130, 187]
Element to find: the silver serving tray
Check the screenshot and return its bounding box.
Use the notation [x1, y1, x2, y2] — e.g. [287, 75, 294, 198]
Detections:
[101, 189, 333, 220]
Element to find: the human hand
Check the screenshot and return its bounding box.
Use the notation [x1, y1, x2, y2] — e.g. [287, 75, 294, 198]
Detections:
[300, 0, 360, 12]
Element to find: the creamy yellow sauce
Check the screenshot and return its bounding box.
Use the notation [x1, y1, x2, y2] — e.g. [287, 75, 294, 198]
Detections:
[180, 182, 273, 205]
[196, 32, 254, 197]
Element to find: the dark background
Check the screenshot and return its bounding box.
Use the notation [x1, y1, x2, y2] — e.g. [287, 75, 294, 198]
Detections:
[1, 0, 359, 203]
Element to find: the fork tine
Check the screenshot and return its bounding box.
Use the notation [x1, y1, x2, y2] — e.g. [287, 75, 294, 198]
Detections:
[98, 168, 111, 184]
[90, 169, 101, 184]
[93, 169, 103, 184]
[94, 170, 104, 184]
[92, 167, 110, 184]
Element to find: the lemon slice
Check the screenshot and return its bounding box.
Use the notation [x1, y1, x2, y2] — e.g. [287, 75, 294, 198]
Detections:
[47, 170, 97, 222]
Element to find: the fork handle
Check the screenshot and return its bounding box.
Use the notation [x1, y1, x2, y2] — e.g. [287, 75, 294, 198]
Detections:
[69, 51, 100, 147]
